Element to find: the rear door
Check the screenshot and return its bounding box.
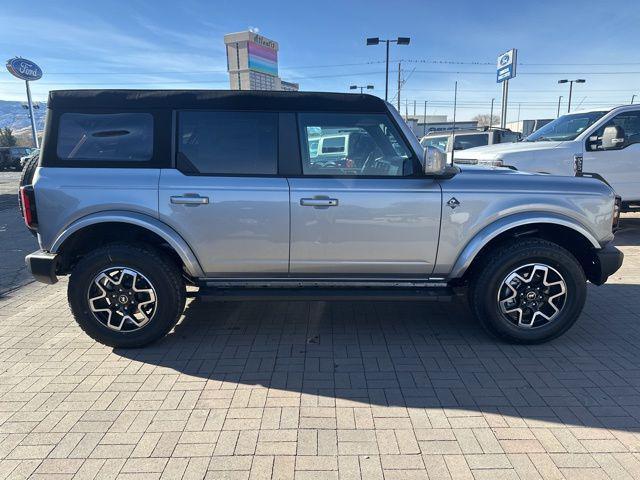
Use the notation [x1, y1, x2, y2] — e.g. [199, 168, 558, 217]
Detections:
[583, 109, 640, 202]
[289, 112, 442, 276]
[159, 110, 290, 276]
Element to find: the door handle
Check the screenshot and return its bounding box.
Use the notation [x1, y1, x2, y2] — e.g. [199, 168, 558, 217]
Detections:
[170, 194, 209, 205]
[300, 197, 339, 207]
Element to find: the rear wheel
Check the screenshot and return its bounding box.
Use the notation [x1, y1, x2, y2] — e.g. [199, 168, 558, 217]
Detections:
[68, 243, 185, 348]
[468, 238, 587, 343]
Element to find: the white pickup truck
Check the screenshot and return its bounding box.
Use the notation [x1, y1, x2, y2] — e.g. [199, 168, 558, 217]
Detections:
[453, 105, 640, 211]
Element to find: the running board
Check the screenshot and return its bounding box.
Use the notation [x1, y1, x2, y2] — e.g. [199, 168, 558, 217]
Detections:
[194, 286, 455, 302]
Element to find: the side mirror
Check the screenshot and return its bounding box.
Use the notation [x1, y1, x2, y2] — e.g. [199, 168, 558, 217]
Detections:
[601, 125, 625, 150]
[424, 146, 447, 174]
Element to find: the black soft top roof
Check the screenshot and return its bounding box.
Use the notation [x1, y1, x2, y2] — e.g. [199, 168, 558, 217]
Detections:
[48, 89, 389, 113]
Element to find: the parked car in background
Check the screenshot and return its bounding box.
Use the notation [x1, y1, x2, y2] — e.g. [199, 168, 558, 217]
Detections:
[452, 105, 640, 211]
[22, 89, 622, 348]
[0, 146, 35, 170]
[420, 128, 521, 159]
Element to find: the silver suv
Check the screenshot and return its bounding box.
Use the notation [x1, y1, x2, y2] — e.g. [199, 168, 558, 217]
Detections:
[21, 90, 623, 347]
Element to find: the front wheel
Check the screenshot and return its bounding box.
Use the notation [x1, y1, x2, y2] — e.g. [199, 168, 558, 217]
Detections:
[68, 243, 186, 348]
[468, 238, 587, 343]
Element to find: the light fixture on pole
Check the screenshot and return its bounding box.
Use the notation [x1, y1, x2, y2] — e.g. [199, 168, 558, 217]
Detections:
[558, 79, 585, 113]
[366, 36, 410, 102]
[349, 84, 374, 94]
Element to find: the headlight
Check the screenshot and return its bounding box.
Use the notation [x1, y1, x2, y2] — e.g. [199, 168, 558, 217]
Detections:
[454, 158, 478, 165]
[487, 159, 504, 167]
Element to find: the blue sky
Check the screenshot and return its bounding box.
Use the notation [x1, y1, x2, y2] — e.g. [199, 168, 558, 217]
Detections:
[1, 0, 639, 121]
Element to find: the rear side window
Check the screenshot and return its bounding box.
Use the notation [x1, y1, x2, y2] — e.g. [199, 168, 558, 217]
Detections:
[57, 113, 153, 161]
[177, 111, 277, 175]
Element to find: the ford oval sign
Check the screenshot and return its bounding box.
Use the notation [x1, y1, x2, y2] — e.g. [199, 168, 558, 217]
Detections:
[6, 57, 42, 81]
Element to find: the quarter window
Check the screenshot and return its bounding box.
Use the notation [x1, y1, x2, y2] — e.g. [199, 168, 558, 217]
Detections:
[298, 113, 413, 176]
[57, 113, 153, 161]
[177, 111, 277, 175]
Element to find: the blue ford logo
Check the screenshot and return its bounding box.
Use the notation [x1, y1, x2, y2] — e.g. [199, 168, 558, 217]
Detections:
[6, 57, 42, 81]
[499, 54, 510, 67]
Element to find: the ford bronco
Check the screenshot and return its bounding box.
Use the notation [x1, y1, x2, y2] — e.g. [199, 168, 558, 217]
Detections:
[21, 90, 623, 347]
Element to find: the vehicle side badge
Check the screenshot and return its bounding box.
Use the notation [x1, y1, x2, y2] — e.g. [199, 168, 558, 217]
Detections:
[447, 197, 460, 209]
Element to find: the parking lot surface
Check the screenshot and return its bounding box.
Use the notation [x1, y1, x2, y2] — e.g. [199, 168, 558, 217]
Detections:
[1, 172, 640, 479]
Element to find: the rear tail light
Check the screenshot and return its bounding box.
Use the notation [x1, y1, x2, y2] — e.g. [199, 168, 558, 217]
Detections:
[612, 196, 621, 232]
[19, 186, 38, 230]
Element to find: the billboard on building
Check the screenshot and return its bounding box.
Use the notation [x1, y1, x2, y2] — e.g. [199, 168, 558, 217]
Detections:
[248, 35, 278, 77]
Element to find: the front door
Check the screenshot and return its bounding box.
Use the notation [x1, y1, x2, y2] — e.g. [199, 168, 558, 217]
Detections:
[583, 109, 640, 202]
[290, 112, 442, 276]
[159, 110, 289, 276]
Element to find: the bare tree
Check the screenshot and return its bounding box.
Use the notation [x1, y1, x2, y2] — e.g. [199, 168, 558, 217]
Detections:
[472, 114, 500, 127]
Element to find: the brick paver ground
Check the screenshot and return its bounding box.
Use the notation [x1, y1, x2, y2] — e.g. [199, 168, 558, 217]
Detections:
[1, 169, 640, 478]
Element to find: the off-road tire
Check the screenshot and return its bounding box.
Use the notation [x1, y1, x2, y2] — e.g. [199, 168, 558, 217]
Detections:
[468, 238, 587, 343]
[68, 243, 185, 348]
[19, 154, 38, 188]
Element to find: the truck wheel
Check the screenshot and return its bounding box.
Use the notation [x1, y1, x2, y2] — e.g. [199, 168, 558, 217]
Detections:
[68, 243, 185, 348]
[468, 238, 586, 343]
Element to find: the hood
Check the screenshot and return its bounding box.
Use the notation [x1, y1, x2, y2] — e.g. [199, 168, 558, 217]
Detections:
[457, 163, 534, 175]
[453, 140, 565, 160]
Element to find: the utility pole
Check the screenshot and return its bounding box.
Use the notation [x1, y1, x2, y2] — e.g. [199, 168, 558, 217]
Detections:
[413, 100, 416, 117]
[517, 103, 521, 124]
[557, 96, 563, 117]
[423, 100, 428, 136]
[397, 62, 401, 112]
[405, 99, 408, 117]
[489, 98, 495, 130]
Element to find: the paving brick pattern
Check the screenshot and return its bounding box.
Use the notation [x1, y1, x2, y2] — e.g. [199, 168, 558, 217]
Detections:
[1, 195, 640, 477]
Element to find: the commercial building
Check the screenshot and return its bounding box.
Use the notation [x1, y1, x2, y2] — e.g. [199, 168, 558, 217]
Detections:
[224, 31, 299, 92]
[403, 115, 478, 138]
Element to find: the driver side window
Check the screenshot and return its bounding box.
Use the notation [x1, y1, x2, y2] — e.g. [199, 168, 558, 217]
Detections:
[587, 111, 640, 151]
[298, 113, 414, 176]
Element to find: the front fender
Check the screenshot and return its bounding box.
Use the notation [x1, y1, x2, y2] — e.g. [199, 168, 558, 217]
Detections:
[50, 211, 205, 278]
[446, 212, 601, 279]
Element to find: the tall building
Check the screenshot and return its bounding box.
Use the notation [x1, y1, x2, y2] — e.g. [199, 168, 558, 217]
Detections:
[224, 31, 299, 91]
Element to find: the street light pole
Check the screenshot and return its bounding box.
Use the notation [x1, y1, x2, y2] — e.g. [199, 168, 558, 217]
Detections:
[489, 98, 495, 130]
[558, 79, 585, 113]
[366, 36, 410, 102]
[423, 100, 428, 136]
[632, 94, 637, 105]
[557, 95, 562, 118]
[385, 40, 390, 101]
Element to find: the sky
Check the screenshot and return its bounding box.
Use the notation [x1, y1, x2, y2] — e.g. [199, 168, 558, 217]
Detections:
[2, 0, 640, 122]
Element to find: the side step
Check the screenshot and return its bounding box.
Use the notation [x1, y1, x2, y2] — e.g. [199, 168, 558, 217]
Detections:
[194, 286, 455, 302]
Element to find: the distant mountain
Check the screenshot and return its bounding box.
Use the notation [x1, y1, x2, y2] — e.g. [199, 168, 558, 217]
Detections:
[0, 100, 46, 132]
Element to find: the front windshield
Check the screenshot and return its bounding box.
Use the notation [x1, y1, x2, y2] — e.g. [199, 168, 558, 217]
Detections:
[525, 111, 607, 142]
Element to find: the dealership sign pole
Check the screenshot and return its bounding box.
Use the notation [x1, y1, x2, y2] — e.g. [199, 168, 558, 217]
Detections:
[496, 49, 517, 129]
[5, 57, 43, 148]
